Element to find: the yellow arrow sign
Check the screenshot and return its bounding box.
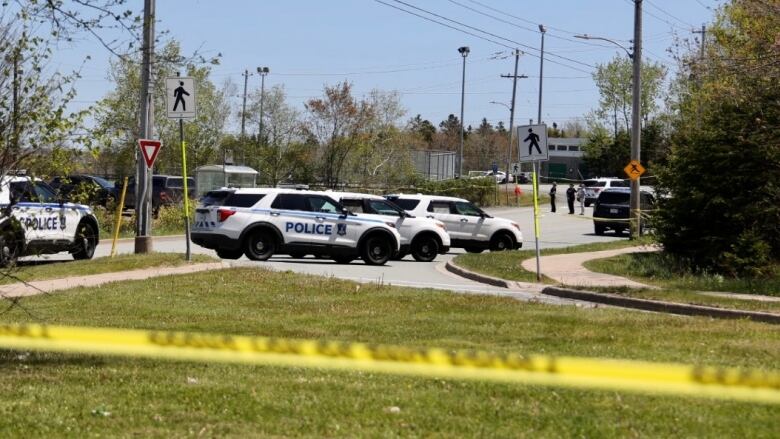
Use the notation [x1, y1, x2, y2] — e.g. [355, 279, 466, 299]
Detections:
[624, 160, 646, 180]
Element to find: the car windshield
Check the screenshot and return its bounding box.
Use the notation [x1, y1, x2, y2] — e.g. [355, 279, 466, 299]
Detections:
[367, 199, 403, 217]
[92, 176, 114, 189]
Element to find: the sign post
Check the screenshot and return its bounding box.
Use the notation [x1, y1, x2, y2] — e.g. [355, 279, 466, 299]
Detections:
[518, 123, 548, 282]
[166, 76, 197, 261]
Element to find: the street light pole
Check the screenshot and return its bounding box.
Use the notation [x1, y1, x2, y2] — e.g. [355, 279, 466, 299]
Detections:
[257, 67, 270, 142]
[630, 0, 643, 239]
[458, 46, 470, 178]
[537, 25, 546, 124]
[240, 69, 250, 138]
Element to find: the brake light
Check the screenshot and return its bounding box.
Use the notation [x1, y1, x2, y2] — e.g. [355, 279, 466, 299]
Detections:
[218, 208, 237, 222]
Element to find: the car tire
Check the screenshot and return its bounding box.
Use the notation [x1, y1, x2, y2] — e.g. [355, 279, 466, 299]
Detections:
[490, 232, 514, 252]
[288, 252, 307, 259]
[216, 248, 243, 260]
[411, 235, 439, 262]
[332, 255, 355, 264]
[72, 222, 97, 260]
[244, 230, 276, 261]
[360, 234, 393, 266]
[0, 228, 22, 268]
[464, 246, 484, 254]
[594, 223, 606, 236]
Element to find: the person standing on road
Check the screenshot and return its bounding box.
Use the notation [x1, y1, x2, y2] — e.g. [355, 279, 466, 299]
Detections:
[566, 183, 576, 214]
[577, 183, 586, 215]
[549, 181, 557, 213]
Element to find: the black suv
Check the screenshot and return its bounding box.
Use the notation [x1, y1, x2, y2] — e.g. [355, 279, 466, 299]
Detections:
[123, 175, 196, 213]
[593, 188, 655, 236]
[49, 175, 118, 207]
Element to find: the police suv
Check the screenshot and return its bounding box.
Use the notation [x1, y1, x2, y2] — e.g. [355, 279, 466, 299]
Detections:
[327, 191, 450, 262]
[191, 188, 401, 265]
[385, 194, 523, 253]
[0, 175, 99, 266]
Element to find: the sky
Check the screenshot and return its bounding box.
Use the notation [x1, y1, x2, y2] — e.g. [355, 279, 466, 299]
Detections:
[54, 0, 722, 133]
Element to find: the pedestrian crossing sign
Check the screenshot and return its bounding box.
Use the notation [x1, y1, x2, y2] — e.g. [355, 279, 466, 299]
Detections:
[165, 77, 197, 120]
[518, 124, 548, 162]
[624, 160, 646, 180]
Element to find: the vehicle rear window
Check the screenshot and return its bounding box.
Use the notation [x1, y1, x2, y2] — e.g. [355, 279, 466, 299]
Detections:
[583, 180, 598, 187]
[201, 190, 233, 206]
[271, 193, 308, 211]
[341, 199, 365, 213]
[610, 180, 630, 188]
[388, 198, 420, 210]
[428, 201, 452, 214]
[225, 193, 265, 208]
[598, 192, 630, 204]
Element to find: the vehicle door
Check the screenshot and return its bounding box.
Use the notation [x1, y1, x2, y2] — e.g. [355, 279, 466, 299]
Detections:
[269, 193, 312, 245]
[9, 180, 64, 241]
[452, 201, 488, 240]
[304, 195, 360, 247]
[427, 200, 463, 239]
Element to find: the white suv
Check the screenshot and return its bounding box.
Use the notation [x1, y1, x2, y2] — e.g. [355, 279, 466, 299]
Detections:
[582, 178, 630, 207]
[191, 188, 401, 265]
[385, 194, 522, 253]
[0, 175, 99, 265]
[328, 191, 450, 262]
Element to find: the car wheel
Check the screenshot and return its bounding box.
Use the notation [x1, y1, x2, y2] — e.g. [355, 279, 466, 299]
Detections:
[360, 234, 393, 266]
[594, 223, 605, 236]
[411, 235, 439, 262]
[216, 248, 243, 260]
[288, 252, 307, 259]
[0, 228, 22, 268]
[332, 255, 355, 264]
[464, 246, 484, 254]
[490, 233, 514, 252]
[72, 222, 97, 260]
[244, 230, 276, 261]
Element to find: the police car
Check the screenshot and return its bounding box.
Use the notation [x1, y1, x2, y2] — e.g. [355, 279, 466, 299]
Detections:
[385, 194, 523, 253]
[0, 175, 99, 266]
[327, 191, 450, 262]
[191, 188, 401, 265]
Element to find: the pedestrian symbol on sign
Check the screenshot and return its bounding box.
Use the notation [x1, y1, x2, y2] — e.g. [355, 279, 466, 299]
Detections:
[173, 81, 190, 112]
[517, 123, 548, 162]
[524, 128, 542, 155]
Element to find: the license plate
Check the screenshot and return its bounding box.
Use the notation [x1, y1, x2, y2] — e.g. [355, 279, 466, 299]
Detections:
[610, 208, 618, 214]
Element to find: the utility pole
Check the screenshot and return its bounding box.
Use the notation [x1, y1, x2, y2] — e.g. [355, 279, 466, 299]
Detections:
[240, 69, 250, 138]
[630, 0, 643, 239]
[458, 46, 470, 178]
[257, 67, 270, 141]
[500, 50, 526, 204]
[537, 24, 546, 124]
[693, 24, 706, 61]
[11, 48, 19, 153]
[135, 0, 155, 254]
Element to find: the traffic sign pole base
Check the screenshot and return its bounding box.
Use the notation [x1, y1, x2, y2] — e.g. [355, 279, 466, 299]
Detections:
[134, 236, 153, 254]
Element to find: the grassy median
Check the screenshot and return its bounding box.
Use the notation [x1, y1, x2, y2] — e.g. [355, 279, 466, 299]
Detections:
[3, 253, 216, 285]
[0, 267, 777, 437]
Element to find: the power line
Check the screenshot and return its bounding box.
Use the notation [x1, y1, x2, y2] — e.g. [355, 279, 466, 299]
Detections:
[645, 0, 696, 28]
[378, 0, 595, 74]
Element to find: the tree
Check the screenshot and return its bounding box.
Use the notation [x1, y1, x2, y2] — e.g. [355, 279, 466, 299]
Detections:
[406, 114, 436, 145]
[655, 0, 780, 276]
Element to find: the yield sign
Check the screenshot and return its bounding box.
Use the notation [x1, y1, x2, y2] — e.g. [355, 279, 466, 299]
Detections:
[138, 139, 162, 168]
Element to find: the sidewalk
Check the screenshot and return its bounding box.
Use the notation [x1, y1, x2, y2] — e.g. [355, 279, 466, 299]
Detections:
[0, 262, 227, 298]
[520, 246, 659, 288]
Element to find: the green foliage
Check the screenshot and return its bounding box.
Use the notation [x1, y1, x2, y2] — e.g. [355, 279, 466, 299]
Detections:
[153, 201, 198, 234]
[656, 0, 780, 276]
[413, 176, 496, 206]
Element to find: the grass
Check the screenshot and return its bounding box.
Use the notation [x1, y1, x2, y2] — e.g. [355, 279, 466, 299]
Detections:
[5, 253, 216, 285]
[0, 267, 777, 437]
[454, 238, 654, 283]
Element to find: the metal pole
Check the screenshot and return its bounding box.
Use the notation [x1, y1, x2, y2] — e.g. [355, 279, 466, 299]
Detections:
[240, 69, 249, 138]
[259, 72, 267, 142]
[506, 49, 520, 204]
[135, 0, 155, 254]
[630, 0, 643, 239]
[458, 50, 468, 178]
[180, 118, 191, 261]
[532, 160, 541, 281]
[537, 25, 546, 124]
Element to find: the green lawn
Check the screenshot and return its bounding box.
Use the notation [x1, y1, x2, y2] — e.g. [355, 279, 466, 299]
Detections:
[0, 267, 777, 437]
[4, 253, 215, 285]
[453, 238, 653, 283]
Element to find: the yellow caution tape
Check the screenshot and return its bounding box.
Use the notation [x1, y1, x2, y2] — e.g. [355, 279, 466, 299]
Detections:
[0, 324, 778, 404]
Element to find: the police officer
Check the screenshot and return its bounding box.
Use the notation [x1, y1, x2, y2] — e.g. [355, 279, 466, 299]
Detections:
[566, 183, 576, 214]
[577, 183, 586, 215]
[549, 181, 557, 213]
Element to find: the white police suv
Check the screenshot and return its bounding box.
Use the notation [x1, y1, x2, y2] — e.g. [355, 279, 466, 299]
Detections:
[385, 194, 523, 253]
[327, 191, 450, 262]
[0, 175, 99, 265]
[191, 188, 401, 265]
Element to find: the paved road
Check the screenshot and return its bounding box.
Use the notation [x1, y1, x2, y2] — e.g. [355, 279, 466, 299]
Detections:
[32, 205, 623, 304]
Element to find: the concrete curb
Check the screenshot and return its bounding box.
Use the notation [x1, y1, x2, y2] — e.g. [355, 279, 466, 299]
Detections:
[444, 261, 512, 289]
[542, 286, 780, 325]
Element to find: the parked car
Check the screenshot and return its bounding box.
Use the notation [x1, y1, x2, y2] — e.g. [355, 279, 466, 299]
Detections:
[123, 175, 196, 213]
[49, 175, 118, 207]
[593, 188, 655, 236]
[582, 177, 629, 207]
